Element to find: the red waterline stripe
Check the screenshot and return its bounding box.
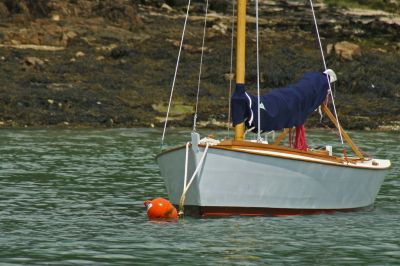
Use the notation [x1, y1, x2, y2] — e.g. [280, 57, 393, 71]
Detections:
[177, 205, 372, 217]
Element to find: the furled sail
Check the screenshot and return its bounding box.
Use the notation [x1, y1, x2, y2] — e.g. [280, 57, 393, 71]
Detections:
[231, 72, 329, 132]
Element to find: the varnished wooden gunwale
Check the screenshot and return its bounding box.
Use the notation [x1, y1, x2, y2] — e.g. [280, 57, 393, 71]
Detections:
[218, 140, 354, 162]
[208, 140, 355, 165]
[157, 141, 340, 163]
[157, 140, 389, 170]
[207, 145, 390, 169]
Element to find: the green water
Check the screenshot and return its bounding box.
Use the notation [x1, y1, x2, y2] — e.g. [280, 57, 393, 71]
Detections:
[0, 128, 399, 265]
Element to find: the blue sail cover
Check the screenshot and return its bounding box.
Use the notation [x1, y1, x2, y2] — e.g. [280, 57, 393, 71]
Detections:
[232, 72, 329, 131]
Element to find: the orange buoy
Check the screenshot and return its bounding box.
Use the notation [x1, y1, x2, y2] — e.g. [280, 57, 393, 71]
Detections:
[144, 197, 178, 220]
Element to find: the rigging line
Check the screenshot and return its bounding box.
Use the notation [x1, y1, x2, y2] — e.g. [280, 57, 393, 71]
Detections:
[193, 0, 209, 132]
[161, 0, 192, 148]
[309, 0, 344, 145]
[256, 0, 261, 142]
[227, 0, 236, 137]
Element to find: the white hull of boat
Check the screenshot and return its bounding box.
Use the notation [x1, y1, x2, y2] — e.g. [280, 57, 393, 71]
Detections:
[157, 143, 390, 216]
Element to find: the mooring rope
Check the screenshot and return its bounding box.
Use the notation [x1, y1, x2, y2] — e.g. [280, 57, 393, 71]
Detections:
[183, 142, 190, 190]
[161, 0, 192, 148]
[179, 142, 210, 216]
[309, 0, 344, 146]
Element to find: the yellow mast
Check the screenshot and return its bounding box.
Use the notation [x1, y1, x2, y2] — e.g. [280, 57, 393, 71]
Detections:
[234, 0, 246, 140]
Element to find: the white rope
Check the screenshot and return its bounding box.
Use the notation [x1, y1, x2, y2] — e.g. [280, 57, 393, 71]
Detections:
[183, 142, 190, 188]
[179, 143, 210, 216]
[193, 0, 209, 132]
[227, 0, 236, 136]
[161, 0, 192, 147]
[309, 0, 344, 145]
[309, 0, 343, 144]
[255, 0, 261, 143]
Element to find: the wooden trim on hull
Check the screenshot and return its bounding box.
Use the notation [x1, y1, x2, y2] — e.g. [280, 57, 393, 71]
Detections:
[217, 139, 349, 163]
[179, 205, 373, 217]
[156, 140, 390, 170]
[208, 142, 390, 170]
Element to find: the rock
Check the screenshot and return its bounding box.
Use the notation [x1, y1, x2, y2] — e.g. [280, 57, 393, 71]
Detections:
[167, 39, 209, 53]
[224, 73, 235, 81]
[62, 31, 77, 45]
[334, 25, 342, 33]
[75, 51, 85, 57]
[47, 83, 74, 92]
[161, 3, 173, 11]
[212, 22, 228, 35]
[183, 44, 208, 53]
[96, 44, 118, 52]
[334, 41, 361, 60]
[343, 9, 389, 17]
[0, 43, 65, 51]
[25, 56, 45, 67]
[47, 99, 54, 104]
[379, 17, 400, 26]
[51, 13, 60, 21]
[326, 43, 334, 55]
[375, 48, 387, 53]
[65, 31, 77, 40]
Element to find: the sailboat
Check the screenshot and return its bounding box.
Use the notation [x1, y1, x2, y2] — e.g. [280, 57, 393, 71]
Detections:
[156, 0, 391, 217]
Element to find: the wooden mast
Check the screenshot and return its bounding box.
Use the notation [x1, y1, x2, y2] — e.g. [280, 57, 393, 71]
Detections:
[234, 0, 246, 140]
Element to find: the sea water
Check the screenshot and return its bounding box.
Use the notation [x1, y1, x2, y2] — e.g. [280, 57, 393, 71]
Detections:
[0, 128, 399, 265]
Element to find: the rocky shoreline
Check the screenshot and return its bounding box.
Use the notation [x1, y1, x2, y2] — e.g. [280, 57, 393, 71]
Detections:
[0, 0, 399, 131]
